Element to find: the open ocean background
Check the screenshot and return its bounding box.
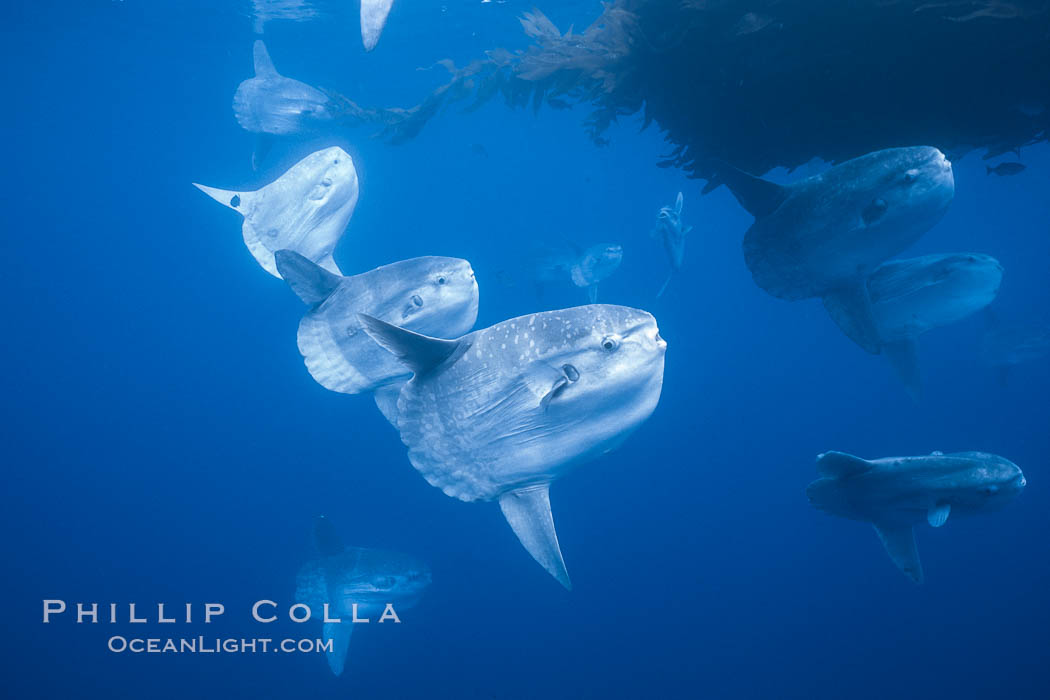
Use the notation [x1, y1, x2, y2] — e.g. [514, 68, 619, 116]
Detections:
[3, 1, 1049, 698]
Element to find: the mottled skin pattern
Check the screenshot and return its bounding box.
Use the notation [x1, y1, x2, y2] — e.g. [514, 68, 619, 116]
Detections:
[297, 257, 478, 393]
[394, 305, 666, 501]
[808, 452, 1024, 525]
[233, 40, 333, 135]
[744, 147, 954, 300]
[869, 253, 1002, 342]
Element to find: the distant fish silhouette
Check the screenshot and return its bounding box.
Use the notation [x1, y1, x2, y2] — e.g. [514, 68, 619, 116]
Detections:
[986, 162, 1026, 176]
[651, 192, 693, 297]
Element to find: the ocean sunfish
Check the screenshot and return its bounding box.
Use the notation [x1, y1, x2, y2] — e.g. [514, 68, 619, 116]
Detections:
[360, 0, 395, 51]
[193, 146, 358, 278]
[534, 243, 623, 303]
[234, 40, 334, 137]
[360, 305, 667, 589]
[650, 192, 693, 297]
[866, 253, 1002, 400]
[807, 450, 1025, 583]
[295, 516, 431, 676]
[717, 146, 955, 352]
[275, 250, 479, 399]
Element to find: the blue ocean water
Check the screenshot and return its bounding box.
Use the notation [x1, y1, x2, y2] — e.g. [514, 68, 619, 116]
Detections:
[3, 1, 1049, 698]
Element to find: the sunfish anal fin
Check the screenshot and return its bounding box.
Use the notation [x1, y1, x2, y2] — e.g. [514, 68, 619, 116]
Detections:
[712, 161, 789, 218]
[884, 338, 922, 402]
[927, 503, 951, 528]
[872, 523, 924, 584]
[192, 182, 249, 213]
[322, 621, 353, 676]
[816, 451, 872, 478]
[360, 0, 395, 51]
[358, 314, 461, 376]
[499, 484, 572, 590]
[274, 250, 343, 305]
[823, 281, 882, 354]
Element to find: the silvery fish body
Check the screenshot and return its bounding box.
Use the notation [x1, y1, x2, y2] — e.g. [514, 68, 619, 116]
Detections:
[720, 147, 955, 352]
[807, 450, 1025, 583]
[233, 41, 333, 135]
[275, 250, 479, 395]
[360, 305, 667, 588]
[296, 517, 431, 676]
[861, 253, 1002, 399]
[193, 147, 358, 277]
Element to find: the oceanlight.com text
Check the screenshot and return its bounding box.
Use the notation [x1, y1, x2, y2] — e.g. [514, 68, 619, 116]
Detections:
[106, 636, 333, 654]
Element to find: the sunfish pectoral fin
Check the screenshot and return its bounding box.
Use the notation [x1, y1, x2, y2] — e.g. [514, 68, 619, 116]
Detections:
[274, 250, 343, 305]
[523, 362, 569, 409]
[322, 621, 353, 676]
[358, 314, 461, 376]
[815, 451, 872, 478]
[314, 515, 345, 557]
[883, 338, 922, 403]
[872, 523, 924, 584]
[253, 40, 279, 78]
[927, 503, 951, 528]
[360, 0, 395, 51]
[192, 182, 249, 214]
[499, 485, 571, 590]
[822, 282, 882, 354]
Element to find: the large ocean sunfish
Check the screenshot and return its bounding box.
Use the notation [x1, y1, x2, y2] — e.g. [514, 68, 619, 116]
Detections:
[360, 305, 667, 589]
[295, 516, 431, 676]
[193, 147, 358, 278]
[868, 253, 1002, 400]
[275, 250, 478, 402]
[717, 147, 955, 352]
[807, 450, 1025, 583]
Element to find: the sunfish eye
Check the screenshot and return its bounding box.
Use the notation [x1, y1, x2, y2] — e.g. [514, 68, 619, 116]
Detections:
[437, 276, 447, 285]
[979, 485, 1000, 496]
[411, 294, 423, 307]
[600, 335, 620, 352]
[903, 168, 919, 183]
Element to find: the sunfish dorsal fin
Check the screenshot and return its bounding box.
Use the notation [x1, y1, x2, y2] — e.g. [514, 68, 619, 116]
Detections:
[884, 338, 922, 402]
[192, 182, 250, 213]
[499, 484, 571, 590]
[816, 451, 872, 478]
[713, 162, 788, 218]
[927, 503, 951, 528]
[253, 40, 279, 78]
[275, 250, 343, 305]
[322, 621, 353, 676]
[674, 191, 684, 214]
[823, 281, 882, 354]
[872, 523, 924, 583]
[314, 516, 345, 557]
[358, 314, 461, 376]
[360, 0, 395, 51]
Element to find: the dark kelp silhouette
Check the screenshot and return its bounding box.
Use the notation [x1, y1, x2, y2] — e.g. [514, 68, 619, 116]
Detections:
[325, 1, 1050, 179]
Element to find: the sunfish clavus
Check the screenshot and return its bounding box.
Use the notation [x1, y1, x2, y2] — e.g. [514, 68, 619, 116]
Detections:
[807, 450, 1025, 583]
[274, 250, 479, 398]
[193, 146, 358, 278]
[295, 516, 431, 676]
[359, 305, 667, 589]
[717, 146, 955, 352]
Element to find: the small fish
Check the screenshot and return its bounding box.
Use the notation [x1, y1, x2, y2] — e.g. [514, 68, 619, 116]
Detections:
[650, 192, 693, 297]
[807, 450, 1025, 583]
[193, 147, 358, 277]
[359, 305, 667, 588]
[296, 516, 431, 676]
[986, 162, 1026, 177]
